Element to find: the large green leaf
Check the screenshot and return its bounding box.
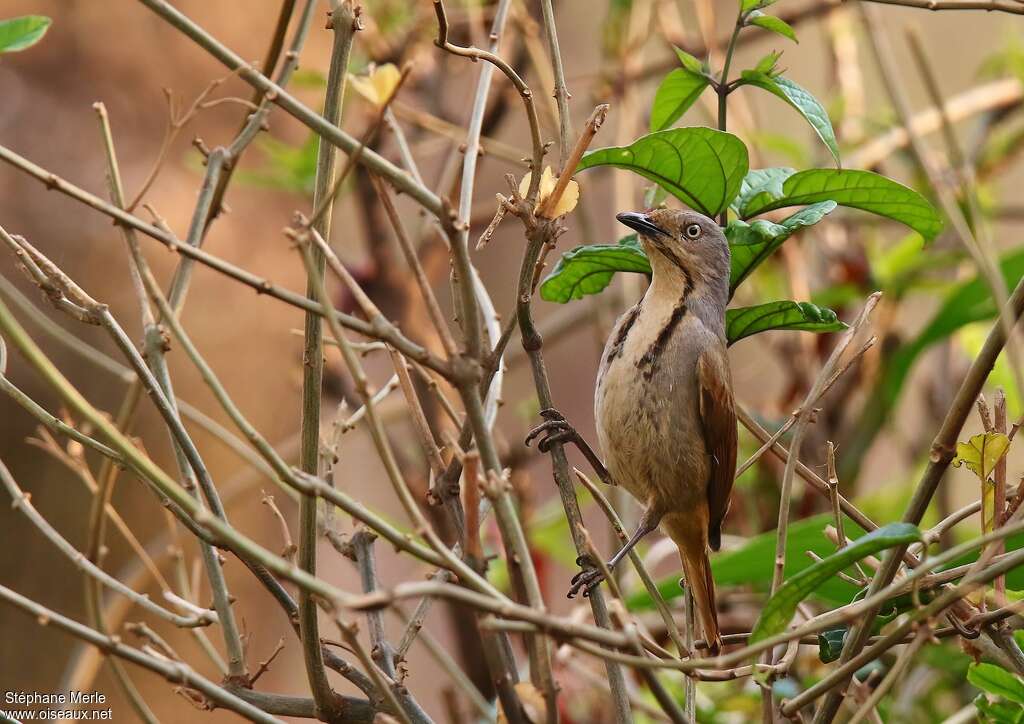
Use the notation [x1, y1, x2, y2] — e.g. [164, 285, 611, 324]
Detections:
[737, 167, 943, 241]
[539, 235, 649, 303]
[878, 247, 1024, 411]
[841, 246, 1024, 483]
[726, 300, 846, 345]
[629, 513, 1024, 622]
[739, 72, 838, 164]
[970, 664, 1024, 706]
[650, 69, 710, 132]
[748, 523, 922, 646]
[627, 514, 868, 611]
[726, 201, 836, 293]
[731, 167, 795, 216]
[0, 15, 50, 53]
[577, 127, 749, 217]
[541, 204, 837, 305]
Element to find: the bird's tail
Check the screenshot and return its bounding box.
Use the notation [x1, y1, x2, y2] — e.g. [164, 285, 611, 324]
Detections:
[682, 546, 722, 655]
[665, 516, 722, 655]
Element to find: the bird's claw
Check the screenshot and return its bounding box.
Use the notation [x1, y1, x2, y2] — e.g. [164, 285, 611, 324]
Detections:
[567, 567, 606, 599]
[525, 408, 578, 452]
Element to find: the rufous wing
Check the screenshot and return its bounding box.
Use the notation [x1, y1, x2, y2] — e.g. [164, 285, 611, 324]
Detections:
[697, 345, 737, 551]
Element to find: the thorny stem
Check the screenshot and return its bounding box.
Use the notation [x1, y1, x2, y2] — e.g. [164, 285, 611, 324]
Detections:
[762, 293, 880, 720]
[94, 109, 245, 680]
[433, 1, 556, 719]
[0, 144, 452, 377]
[7, 233, 391, 708]
[573, 468, 688, 656]
[296, 239, 504, 599]
[512, 106, 633, 724]
[136, 260, 448, 572]
[856, 0, 1024, 13]
[770, 295, 881, 596]
[395, 603, 493, 720]
[0, 585, 282, 724]
[7, 279, 1023, 682]
[202, 0, 304, 224]
[0, 461, 215, 630]
[297, 2, 357, 718]
[812, 271, 1024, 722]
[83, 105, 160, 715]
[3, 228, 250, 680]
[864, 5, 1024, 402]
[538, 0, 572, 166]
[137, 0, 443, 215]
[349, 531, 398, 679]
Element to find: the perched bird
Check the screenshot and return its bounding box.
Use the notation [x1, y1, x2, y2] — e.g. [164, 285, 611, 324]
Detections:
[528, 208, 737, 654]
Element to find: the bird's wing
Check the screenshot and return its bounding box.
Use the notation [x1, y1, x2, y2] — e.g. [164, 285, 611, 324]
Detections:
[697, 344, 737, 551]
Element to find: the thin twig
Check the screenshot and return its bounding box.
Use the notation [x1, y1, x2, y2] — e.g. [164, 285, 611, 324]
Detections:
[0, 585, 282, 724]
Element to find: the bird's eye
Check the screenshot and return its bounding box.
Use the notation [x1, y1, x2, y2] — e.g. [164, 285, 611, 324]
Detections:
[685, 223, 702, 239]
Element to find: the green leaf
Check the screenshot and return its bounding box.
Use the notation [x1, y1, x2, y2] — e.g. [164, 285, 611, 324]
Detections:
[627, 513, 869, 611]
[630, 514, 1024, 613]
[742, 0, 778, 12]
[731, 167, 794, 215]
[747, 11, 797, 42]
[975, 694, 1024, 724]
[953, 432, 1012, 482]
[971, 664, 1024, 705]
[538, 236, 650, 303]
[749, 523, 922, 646]
[876, 248, 1024, 414]
[818, 629, 847, 663]
[650, 69, 710, 131]
[739, 72, 839, 165]
[673, 45, 705, 74]
[754, 50, 783, 75]
[0, 15, 51, 53]
[739, 167, 943, 241]
[239, 134, 320, 194]
[542, 201, 834, 303]
[577, 127, 749, 217]
[726, 300, 846, 345]
[726, 201, 836, 293]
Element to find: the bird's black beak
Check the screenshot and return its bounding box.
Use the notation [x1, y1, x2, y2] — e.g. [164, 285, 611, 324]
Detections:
[616, 211, 668, 237]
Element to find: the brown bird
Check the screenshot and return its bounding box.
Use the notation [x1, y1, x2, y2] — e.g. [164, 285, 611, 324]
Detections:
[528, 208, 737, 654]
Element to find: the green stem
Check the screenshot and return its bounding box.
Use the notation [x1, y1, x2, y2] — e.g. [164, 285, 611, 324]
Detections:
[517, 223, 632, 724]
[717, 15, 744, 226]
[298, 2, 357, 719]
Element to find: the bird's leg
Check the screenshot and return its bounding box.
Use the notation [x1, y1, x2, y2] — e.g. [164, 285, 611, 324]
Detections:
[568, 506, 663, 598]
[525, 407, 613, 485]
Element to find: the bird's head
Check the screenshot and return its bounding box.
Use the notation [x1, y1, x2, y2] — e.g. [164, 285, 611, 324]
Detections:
[616, 208, 730, 299]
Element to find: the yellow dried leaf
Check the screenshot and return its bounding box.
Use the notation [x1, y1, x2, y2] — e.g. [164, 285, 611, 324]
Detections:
[549, 179, 580, 217]
[497, 682, 545, 723]
[349, 63, 401, 107]
[517, 166, 579, 218]
[952, 432, 1011, 482]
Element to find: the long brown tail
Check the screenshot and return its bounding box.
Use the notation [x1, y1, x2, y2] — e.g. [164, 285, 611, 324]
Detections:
[679, 543, 722, 655]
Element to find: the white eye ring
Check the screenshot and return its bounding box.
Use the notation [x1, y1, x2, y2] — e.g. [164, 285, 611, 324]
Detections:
[685, 223, 702, 239]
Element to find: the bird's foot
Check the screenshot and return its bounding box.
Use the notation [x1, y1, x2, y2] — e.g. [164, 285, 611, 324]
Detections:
[527, 408, 615, 486]
[567, 556, 607, 599]
[525, 408, 579, 453]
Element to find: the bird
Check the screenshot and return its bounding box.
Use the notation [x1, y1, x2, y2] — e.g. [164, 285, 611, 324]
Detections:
[527, 208, 737, 654]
